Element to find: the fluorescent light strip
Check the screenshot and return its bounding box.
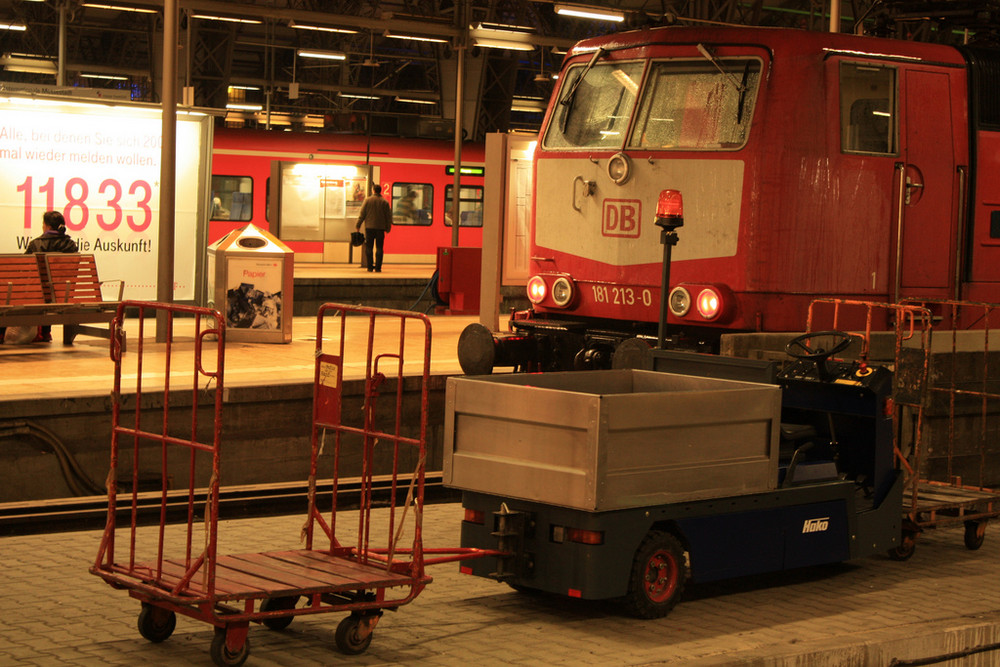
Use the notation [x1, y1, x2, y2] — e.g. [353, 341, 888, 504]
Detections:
[82, 2, 157, 13]
[228, 85, 260, 91]
[227, 103, 263, 111]
[192, 13, 262, 25]
[340, 93, 380, 100]
[474, 38, 534, 51]
[82, 73, 128, 81]
[0, 22, 27, 31]
[288, 20, 357, 34]
[297, 49, 347, 61]
[396, 97, 436, 105]
[554, 4, 625, 22]
[384, 30, 449, 44]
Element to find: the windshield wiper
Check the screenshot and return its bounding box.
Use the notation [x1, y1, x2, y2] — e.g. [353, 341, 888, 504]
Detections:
[697, 43, 751, 124]
[559, 47, 606, 132]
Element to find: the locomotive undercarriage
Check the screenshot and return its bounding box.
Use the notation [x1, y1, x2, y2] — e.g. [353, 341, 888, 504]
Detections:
[457, 313, 722, 375]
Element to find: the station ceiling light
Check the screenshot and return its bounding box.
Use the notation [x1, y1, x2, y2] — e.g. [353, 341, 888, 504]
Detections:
[82, 72, 128, 81]
[81, 3, 157, 13]
[340, 92, 380, 100]
[554, 4, 626, 22]
[288, 20, 357, 34]
[1, 53, 56, 74]
[0, 21, 27, 31]
[384, 29, 450, 44]
[395, 96, 437, 105]
[297, 49, 347, 61]
[226, 102, 263, 111]
[191, 13, 262, 25]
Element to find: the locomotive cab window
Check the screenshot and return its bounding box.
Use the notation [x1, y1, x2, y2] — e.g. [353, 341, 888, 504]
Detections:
[543, 60, 645, 150]
[444, 185, 484, 227]
[211, 175, 252, 222]
[392, 183, 433, 225]
[840, 63, 897, 155]
[628, 59, 761, 150]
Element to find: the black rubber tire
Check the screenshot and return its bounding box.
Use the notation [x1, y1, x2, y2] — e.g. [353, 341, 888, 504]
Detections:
[260, 596, 297, 630]
[335, 615, 374, 655]
[964, 520, 986, 550]
[888, 531, 917, 561]
[210, 628, 249, 667]
[622, 530, 687, 619]
[137, 603, 176, 643]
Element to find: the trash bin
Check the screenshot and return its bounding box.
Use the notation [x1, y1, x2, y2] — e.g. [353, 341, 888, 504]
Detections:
[207, 223, 293, 343]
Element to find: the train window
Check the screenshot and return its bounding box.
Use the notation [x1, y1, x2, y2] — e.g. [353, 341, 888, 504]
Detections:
[840, 63, 897, 155]
[628, 59, 761, 150]
[444, 185, 484, 227]
[543, 60, 645, 150]
[211, 175, 252, 221]
[392, 183, 433, 225]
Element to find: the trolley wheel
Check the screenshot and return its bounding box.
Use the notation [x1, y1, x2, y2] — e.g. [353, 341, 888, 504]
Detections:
[888, 530, 918, 561]
[623, 530, 687, 619]
[964, 520, 986, 550]
[260, 595, 298, 630]
[335, 614, 374, 655]
[210, 627, 249, 667]
[137, 603, 176, 643]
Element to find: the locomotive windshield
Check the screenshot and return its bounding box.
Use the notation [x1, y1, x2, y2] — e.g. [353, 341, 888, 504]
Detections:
[628, 59, 761, 150]
[544, 60, 645, 149]
[544, 56, 762, 151]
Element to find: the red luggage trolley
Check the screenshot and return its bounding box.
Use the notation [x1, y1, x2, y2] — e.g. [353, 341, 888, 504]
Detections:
[91, 301, 472, 666]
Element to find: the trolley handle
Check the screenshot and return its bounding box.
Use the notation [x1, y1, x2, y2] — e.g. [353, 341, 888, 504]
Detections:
[195, 324, 224, 379]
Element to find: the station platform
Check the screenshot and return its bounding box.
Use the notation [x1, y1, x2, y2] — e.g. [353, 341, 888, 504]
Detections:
[1, 502, 999, 666]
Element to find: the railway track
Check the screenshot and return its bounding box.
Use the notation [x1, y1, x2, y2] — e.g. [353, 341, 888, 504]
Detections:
[0, 473, 459, 537]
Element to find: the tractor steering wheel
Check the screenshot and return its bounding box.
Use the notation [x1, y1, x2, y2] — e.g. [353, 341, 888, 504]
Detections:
[784, 330, 854, 362]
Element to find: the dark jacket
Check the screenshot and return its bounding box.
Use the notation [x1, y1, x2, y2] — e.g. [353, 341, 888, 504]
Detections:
[26, 229, 78, 254]
[356, 194, 393, 232]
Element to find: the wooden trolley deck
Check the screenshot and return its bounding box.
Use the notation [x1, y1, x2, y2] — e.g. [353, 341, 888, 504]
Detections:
[98, 550, 431, 605]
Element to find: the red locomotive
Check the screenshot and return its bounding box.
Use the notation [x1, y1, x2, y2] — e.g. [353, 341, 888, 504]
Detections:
[459, 25, 1000, 373]
[210, 127, 485, 263]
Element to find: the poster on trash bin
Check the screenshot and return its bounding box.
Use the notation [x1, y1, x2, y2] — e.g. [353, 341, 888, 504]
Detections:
[225, 258, 283, 329]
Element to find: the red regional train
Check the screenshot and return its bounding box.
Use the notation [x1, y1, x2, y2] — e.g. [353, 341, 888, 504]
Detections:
[459, 25, 1000, 373]
[210, 127, 485, 262]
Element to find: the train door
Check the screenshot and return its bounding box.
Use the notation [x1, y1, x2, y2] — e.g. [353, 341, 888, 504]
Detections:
[896, 68, 960, 299]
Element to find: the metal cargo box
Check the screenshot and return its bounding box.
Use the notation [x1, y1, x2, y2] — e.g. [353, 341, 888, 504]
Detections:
[443, 370, 780, 511]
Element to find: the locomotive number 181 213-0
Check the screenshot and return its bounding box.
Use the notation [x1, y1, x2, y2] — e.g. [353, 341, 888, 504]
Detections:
[591, 284, 654, 307]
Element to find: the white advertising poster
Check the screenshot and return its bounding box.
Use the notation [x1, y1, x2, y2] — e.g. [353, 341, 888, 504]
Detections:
[0, 97, 209, 300]
[224, 257, 283, 330]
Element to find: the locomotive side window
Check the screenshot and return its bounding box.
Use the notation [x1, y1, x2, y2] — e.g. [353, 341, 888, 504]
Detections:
[444, 185, 484, 227]
[543, 61, 645, 150]
[211, 175, 253, 221]
[840, 63, 897, 155]
[628, 59, 761, 150]
[392, 183, 433, 225]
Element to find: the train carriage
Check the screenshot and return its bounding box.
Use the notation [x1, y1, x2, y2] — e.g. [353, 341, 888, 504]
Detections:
[461, 25, 1000, 373]
[210, 127, 485, 264]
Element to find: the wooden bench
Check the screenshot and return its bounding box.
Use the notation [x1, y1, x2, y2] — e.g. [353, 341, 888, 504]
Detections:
[0, 253, 123, 345]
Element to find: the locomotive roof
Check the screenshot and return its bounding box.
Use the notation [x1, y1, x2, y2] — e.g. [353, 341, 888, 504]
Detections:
[567, 25, 968, 67]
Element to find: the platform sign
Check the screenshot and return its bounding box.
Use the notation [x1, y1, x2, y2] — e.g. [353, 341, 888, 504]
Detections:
[0, 97, 211, 301]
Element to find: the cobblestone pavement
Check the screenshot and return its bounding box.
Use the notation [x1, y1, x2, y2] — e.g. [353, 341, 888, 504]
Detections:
[1, 503, 998, 666]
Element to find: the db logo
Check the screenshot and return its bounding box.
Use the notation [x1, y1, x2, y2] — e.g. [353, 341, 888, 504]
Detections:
[602, 199, 641, 238]
[802, 517, 830, 533]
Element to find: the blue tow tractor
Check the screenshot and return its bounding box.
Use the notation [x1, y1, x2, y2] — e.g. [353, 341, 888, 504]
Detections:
[443, 331, 905, 618]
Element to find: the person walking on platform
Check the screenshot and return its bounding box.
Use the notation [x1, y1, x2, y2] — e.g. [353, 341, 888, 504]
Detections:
[355, 184, 392, 273]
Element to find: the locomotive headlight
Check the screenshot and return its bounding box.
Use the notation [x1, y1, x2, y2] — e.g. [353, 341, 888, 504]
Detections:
[696, 288, 722, 320]
[607, 152, 632, 185]
[527, 275, 547, 304]
[668, 286, 691, 317]
[551, 276, 574, 307]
